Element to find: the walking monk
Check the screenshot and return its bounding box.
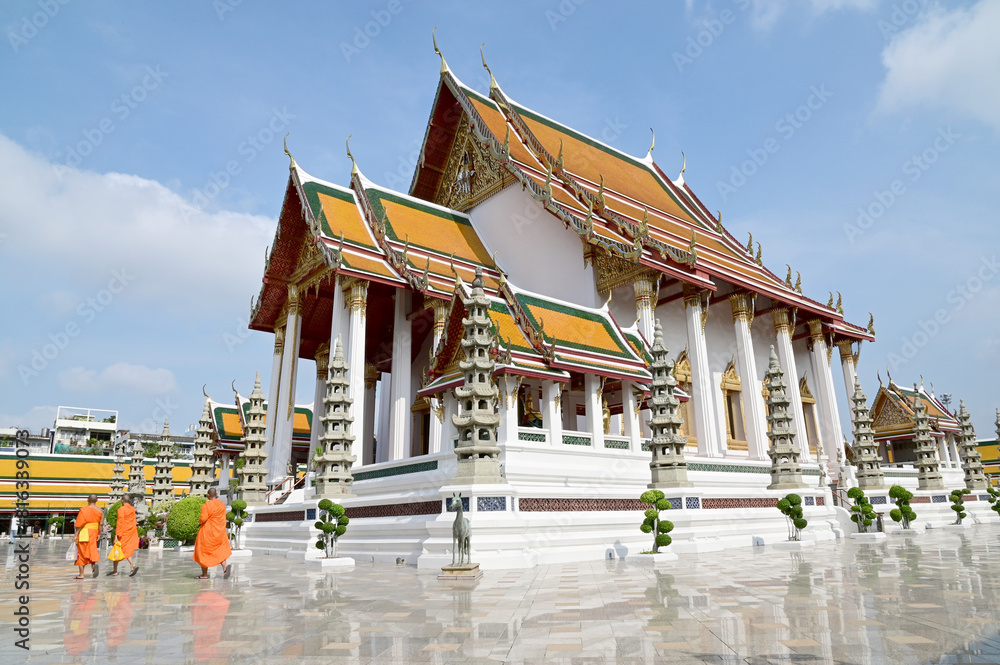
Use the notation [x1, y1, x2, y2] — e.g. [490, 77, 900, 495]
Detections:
[193, 488, 231, 579]
[109, 494, 140, 577]
[74, 494, 103, 579]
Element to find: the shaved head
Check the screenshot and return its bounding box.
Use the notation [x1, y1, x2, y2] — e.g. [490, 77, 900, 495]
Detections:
[122, 495, 132, 505]
[87, 494, 98, 504]
[207, 488, 218, 499]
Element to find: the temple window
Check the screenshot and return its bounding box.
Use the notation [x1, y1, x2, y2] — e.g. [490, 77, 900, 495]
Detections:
[720, 360, 748, 452]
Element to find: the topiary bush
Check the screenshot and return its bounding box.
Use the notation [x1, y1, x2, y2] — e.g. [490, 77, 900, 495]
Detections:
[638, 490, 674, 553]
[46, 515, 66, 535]
[776, 493, 807, 541]
[314, 499, 349, 558]
[986, 486, 1000, 518]
[166, 496, 207, 544]
[888, 484, 917, 530]
[949, 488, 970, 525]
[105, 500, 123, 528]
[227, 499, 248, 548]
[847, 487, 877, 534]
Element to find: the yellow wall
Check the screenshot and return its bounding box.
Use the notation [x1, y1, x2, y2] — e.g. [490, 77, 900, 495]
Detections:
[0, 452, 211, 513]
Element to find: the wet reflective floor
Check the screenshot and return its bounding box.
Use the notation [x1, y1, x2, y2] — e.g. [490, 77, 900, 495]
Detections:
[4, 526, 1000, 664]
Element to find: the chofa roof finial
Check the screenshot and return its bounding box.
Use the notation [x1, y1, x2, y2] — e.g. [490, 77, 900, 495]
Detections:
[432, 26, 449, 75]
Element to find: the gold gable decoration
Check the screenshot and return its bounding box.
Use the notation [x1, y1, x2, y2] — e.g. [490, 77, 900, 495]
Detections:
[720, 359, 741, 392]
[871, 392, 914, 433]
[594, 249, 658, 296]
[799, 375, 816, 404]
[435, 114, 515, 212]
[673, 349, 691, 386]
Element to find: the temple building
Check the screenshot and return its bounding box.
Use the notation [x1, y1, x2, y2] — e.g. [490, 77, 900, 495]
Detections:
[869, 379, 963, 471]
[238, 44, 985, 567]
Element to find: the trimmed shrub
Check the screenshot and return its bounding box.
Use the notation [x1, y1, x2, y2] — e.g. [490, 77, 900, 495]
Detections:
[847, 487, 877, 534]
[638, 490, 674, 553]
[105, 501, 123, 528]
[227, 499, 249, 548]
[888, 485, 916, 529]
[776, 493, 807, 541]
[166, 496, 207, 543]
[986, 486, 1000, 518]
[46, 515, 66, 534]
[949, 488, 970, 524]
[315, 499, 349, 558]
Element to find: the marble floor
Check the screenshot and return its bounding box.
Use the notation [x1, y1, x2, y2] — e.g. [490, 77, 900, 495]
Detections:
[4, 526, 1000, 664]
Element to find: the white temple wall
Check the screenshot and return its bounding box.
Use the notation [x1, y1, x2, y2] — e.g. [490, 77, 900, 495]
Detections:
[608, 284, 635, 329]
[654, 298, 687, 359]
[750, 312, 776, 383]
[468, 187, 600, 309]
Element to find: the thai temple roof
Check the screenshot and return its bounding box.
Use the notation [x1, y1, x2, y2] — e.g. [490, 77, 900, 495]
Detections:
[870, 380, 960, 439]
[208, 397, 312, 453]
[249, 46, 873, 381]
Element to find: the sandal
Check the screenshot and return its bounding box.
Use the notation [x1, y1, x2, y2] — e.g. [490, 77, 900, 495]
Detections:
[73, 576, 85, 580]
[106, 572, 118, 576]
[195, 575, 209, 579]
[223, 564, 231, 579]
[129, 566, 139, 577]
[92, 564, 99, 578]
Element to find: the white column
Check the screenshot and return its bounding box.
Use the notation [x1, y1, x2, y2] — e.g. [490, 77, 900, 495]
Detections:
[442, 392, 458, 452]
[948, 433, 960, 469]
[622, 380, 641, 452]
[498, 376, 519, 445]
[633, 273, 656, 343]
[376, 373, 391, 463]
[808, 320, 846, 481]
[263, 327, 284, 463]
[387, 289, 412, 461]
[345, 279, 369, 465]
[730, 294, 768, 461]
[939, 435, 952, 466]
[775, 309, 810, 463]
[363, 366, 378, 463]
[427, 300, 450, 454]
[268, 285, 302, 484]
[684, 286, 722, 457]
[219, 454, 230, 489]
[543, 380, 562, 446]
[585, 374, 604, 448]
[837, 341, 858, 409]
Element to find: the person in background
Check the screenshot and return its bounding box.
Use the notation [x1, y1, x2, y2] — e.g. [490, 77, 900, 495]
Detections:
[74, 495, 103, 579]
[193, 488, 231, 579]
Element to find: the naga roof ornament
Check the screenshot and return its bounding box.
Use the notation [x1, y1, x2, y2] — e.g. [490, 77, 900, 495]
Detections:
[432, 26, 449, 75]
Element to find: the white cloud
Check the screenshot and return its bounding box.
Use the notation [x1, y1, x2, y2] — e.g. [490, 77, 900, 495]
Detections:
[0, 134, 275, 315]
[0, 405, 58, 431]
[876, 0, 1000, 129]
[57, 362, 178, 395]
[745, 0, 876, 30]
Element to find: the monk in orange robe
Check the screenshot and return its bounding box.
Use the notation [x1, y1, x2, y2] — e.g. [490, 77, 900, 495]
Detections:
[74, 494, 103, 579]
[109, 494, 139, 577]
[193, 488, 231, 579]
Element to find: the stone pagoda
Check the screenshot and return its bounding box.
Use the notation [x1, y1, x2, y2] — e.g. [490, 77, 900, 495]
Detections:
[108, 441, 127, 503]
[764, 347, 806, 490]
[957, 401, 987, 490]
[850, 378, 885, 489]
[128, 439, 146, 496]
[452, 267, 504, 484]
[152, 419, 175, 502]
[239, 372, 271, 504]
[314, 339, 358, 497]
[647, 320, 690, 488]
[913, 386, 944, 490]
[189, 397, 216, 497]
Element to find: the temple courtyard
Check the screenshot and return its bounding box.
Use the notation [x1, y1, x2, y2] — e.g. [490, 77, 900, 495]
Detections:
[5, 527, 1000, 664]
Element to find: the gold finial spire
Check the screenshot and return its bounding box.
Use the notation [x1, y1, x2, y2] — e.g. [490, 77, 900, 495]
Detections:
[836, 291, 844, 315]
[283, 133, 296, 172]
[794, 272, 802, 293]
[746, 232, 753, 253]
[716, 210, 723, 233]
[680, 150, 686, 174]
[785, 264, 793, 287]
[647, 128, 655, 156]
[867, 312, 875, 335]
[432, 26, 449, 75]
[346, 135, 358, 177]
[202, 384, 209, 400]
[604, 289, 613, 308]
[480, 43, 498, 94]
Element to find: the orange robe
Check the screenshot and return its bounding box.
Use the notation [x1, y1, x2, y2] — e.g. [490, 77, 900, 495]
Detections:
[74, 505, 102, 566]
[193, 499, 231, 568]
[115, 504, 139, 558]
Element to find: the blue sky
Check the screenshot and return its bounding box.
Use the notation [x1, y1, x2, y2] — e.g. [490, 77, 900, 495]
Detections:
[1, 0, 998, 438]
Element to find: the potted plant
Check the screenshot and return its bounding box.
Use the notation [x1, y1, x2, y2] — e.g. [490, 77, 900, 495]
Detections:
[776, 493, 808, 541]
[888, 485, 918, 533]
[309, 499, 353, 568]
[638, 490, 675, 555]
[227, 499, 249, 550]
[46, 515, 66, 538]
[165, 496, 207, 549]
[847, 487, 878, 534]
[949, 488, 970, 526]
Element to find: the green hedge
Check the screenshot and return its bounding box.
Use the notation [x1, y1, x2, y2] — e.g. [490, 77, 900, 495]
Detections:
[166, 496, 207, 542]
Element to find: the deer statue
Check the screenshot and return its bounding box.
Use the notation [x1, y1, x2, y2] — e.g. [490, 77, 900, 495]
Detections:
[449, 493, 471, 566]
